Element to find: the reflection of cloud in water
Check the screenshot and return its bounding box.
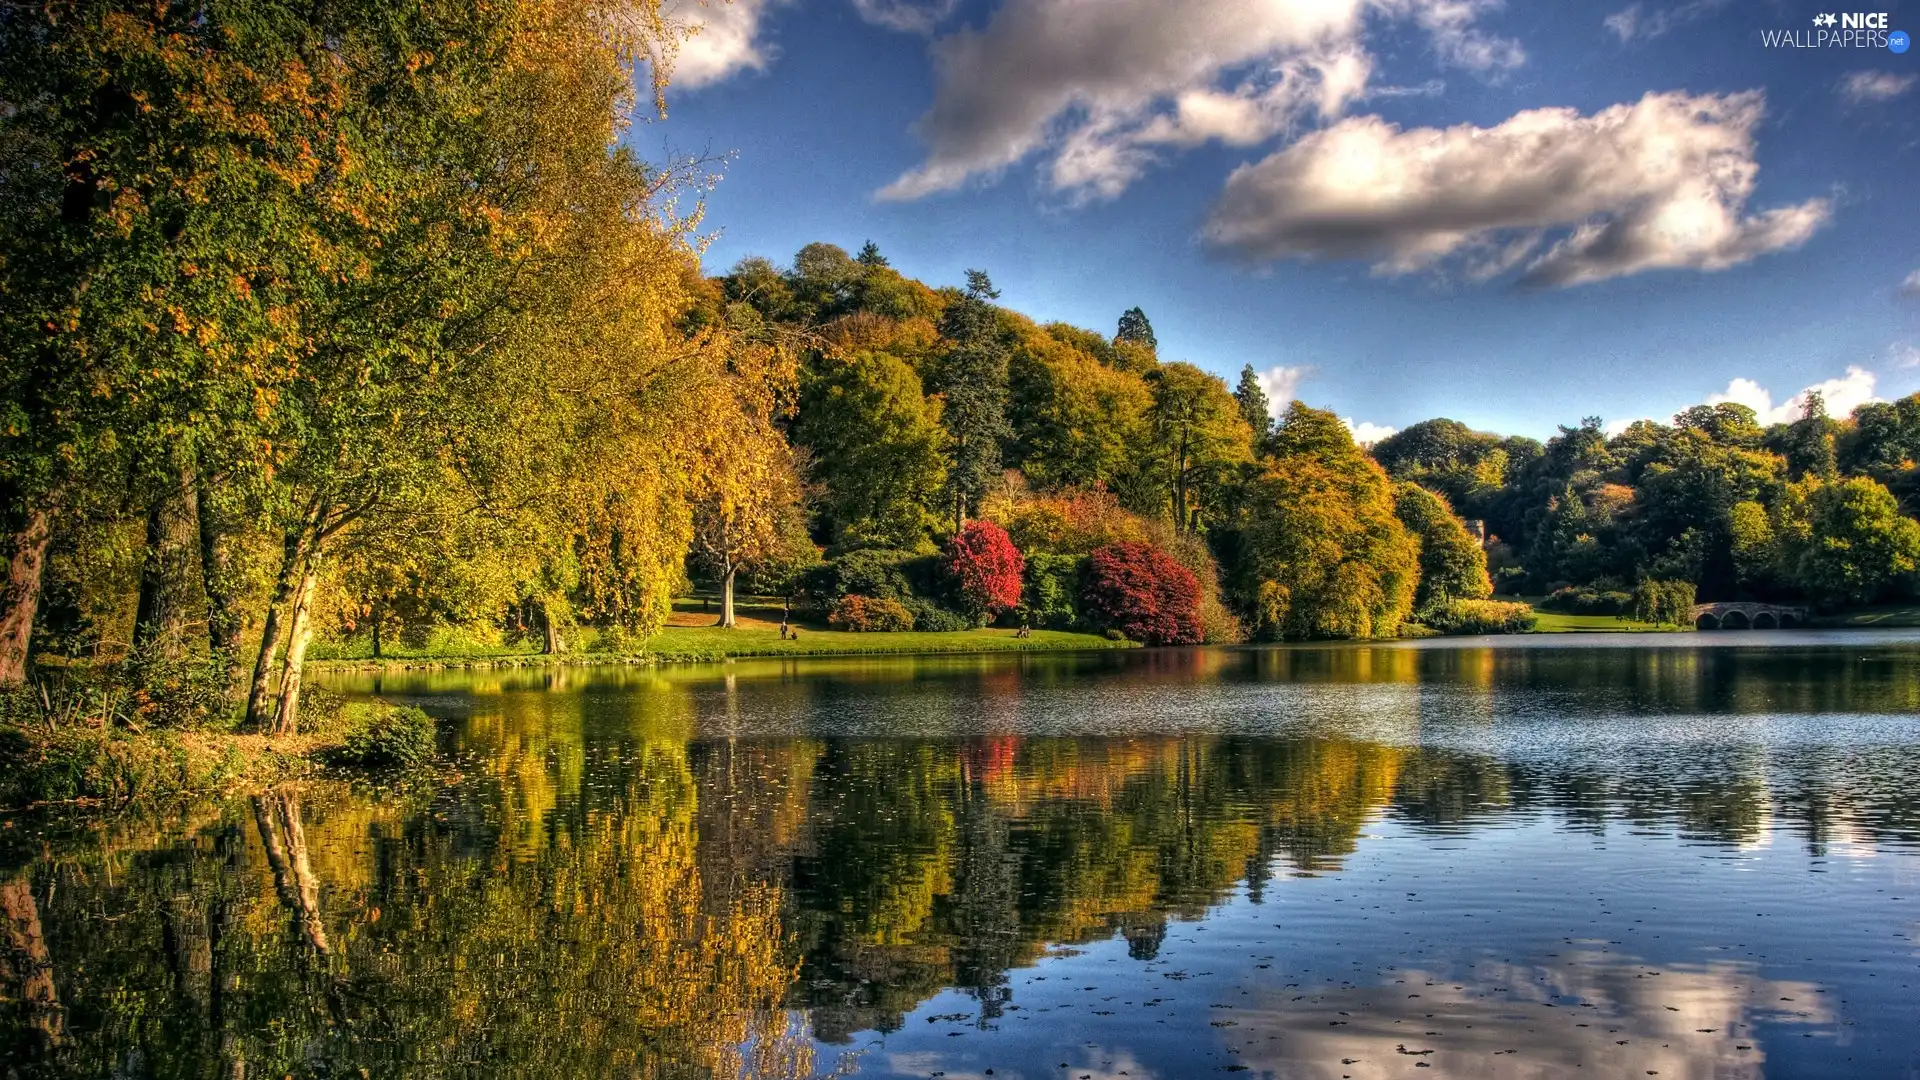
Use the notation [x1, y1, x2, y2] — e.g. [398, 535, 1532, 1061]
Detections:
[1225, 951, 1832, 1079]
[886, 1048, 1157, 1080]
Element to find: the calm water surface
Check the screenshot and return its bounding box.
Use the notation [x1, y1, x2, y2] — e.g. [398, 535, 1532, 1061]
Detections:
[6, 631, 1920, 1079]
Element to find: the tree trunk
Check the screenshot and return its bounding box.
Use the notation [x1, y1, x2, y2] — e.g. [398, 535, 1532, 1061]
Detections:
[133, 453, 202, 660]
[0, 877, 65, 1049]
[720, 564, 737, 629]
[163, 891, 213, 1017]
[245, 526, 314, 729]
[197, 477, 245, 672]
[540, 599, 564, 655]
[251, 791, 330, 953]
[271, 568, 318, 736]
[369, 603, 383, 660]
[0, 509, 52, 687]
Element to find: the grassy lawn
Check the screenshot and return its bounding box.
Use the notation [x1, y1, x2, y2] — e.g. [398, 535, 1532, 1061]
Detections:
[1809, 605, 1920, 628]
[1527, 609, 1676, 633]
[310, 594, 1133, 667]
[643, 625, 1131, 661]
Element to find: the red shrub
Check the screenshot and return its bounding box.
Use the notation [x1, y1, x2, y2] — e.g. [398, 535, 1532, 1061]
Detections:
[1083, 542, 1203, 645]
[827, 594, 914, 632]
[945, 520, 1026, 622]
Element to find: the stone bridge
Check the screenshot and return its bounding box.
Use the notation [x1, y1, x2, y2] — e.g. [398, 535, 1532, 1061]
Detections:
[1691, 602, 1808, 630]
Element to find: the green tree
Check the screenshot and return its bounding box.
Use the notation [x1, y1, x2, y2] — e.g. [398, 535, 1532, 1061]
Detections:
[934, 271, 1012, 533]
[1234, 366, 1273, 451]
[1115, 307, 1157, 351]
[1006, 330, 1152, 490]
[797, 352, 948, 548]
[1394, 483, 1492, 612]
[1146, 364, 1253, 533]
[1780, 476, 1920, 604]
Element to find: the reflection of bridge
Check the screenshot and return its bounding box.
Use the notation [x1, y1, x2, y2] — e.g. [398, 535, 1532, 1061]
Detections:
[1691, 602, 1807, 630]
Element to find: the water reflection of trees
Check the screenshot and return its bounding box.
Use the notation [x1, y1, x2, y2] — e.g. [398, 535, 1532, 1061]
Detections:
[9, 648, 1920, 1070]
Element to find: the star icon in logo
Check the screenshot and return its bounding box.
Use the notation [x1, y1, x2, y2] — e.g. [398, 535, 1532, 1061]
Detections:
[1813, 12, 1837, 25]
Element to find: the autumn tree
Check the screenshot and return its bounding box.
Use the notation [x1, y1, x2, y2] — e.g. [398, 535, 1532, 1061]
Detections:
[691, 335, 808, 627]
[1394, 482, 1492, 612]
[943, 520, 1025, 624]
[1084, 542, 1203, 645]
[1240, 404, 1419, 640]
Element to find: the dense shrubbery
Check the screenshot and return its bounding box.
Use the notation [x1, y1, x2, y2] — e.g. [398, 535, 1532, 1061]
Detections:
[904, 598, 972, 632]
[1023, 553, 1087, 629]
[1541, 586, 1634, 616]
[828, 594, 917, 632]
[1419, 599, 1537, 635]
[333, 703, 438, 770]
[798, 549, 920, 613]
[944, 521, 1025, 624]
[1633, 579, 1698, 626]
[1083, 543, 1203, 645]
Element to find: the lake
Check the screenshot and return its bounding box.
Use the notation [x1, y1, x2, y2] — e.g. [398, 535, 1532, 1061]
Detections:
[5, 631, 1920, 1078]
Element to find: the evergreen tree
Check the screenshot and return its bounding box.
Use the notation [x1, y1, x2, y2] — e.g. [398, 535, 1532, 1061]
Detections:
[1234, 365, 1273, 450]
[1115, 307, 1157, 351]
[856, 240, 889, 268]
[936, 270, 1013, 534]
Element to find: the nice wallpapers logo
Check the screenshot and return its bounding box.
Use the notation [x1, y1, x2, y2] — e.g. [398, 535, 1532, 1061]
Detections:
[1762, 11, 1910, 49]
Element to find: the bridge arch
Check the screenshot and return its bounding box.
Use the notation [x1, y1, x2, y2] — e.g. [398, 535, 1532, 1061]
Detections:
[1720, 609, 1750, 629]
[1751, 611, 1778, 629]
[1696, 612, 1720, 630]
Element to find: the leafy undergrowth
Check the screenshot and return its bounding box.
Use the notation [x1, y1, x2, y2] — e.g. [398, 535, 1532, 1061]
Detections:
[1527, 609, 1675, 633]
[0, 693, 438, 809]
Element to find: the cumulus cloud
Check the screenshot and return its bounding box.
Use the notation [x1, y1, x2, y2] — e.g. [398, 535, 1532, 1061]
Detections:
[1255, 365, 1315, 416]
[1704, 366, 1880, 425]
[1201, 90, 1831, 288]
[1838, 70, 1918, 105]
[662, 0, 784, 88]
[1602, 0, 1728, 43]
[851, 0, 957, 35]
[1905, 270, 1920, 296]
[877, 0, 1523, 202]
[1344, 418, 1399, 445]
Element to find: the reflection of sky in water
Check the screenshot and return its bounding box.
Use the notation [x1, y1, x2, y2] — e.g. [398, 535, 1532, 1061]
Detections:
[813, 812, 1916, 1079]
[13, 635, 1919, 1077]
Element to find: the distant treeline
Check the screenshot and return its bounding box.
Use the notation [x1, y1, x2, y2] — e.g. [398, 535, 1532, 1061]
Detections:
[8, 0, 1920, 744]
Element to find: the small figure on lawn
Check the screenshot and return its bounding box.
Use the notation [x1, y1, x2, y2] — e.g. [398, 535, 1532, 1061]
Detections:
[1015, 617, 1031, 639]
[779, 615, 791, 640]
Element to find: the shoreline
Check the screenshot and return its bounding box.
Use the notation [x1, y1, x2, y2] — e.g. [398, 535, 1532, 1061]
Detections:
[306, 627, 1138, 672]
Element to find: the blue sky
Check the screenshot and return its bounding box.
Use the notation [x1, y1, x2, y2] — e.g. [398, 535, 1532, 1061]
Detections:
[643, 0, 1920, 440]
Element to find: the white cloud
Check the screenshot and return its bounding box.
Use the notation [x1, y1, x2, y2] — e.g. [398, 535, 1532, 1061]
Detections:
[1255, 365, 1315, 416]
[1344, 418, 1399, 445]
[662, 0, 784, 88]
[1890, 343, 1920, 368]
[1838, 71, 1918, 105]
[1704, 365, 1880, 425]
[1902, 270, 1920, 296]
[877, 0, 1523, 203]
[851, 0, 957, 35]
[1603, 416, 1654, 436]
[1603, 0, 1728, 42]
[1202, 90, 1832, 288]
